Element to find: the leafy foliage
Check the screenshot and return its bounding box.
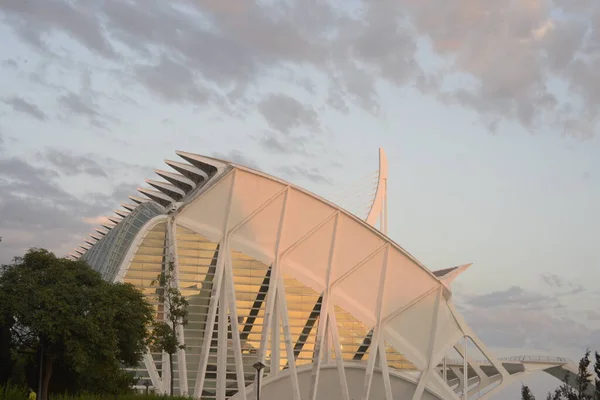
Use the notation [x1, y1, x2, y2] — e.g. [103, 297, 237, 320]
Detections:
[148, 261, 188, 396]
[0, 249, 154, 398]
[522, 384, 536, 400]
[523, 350, 600, 400]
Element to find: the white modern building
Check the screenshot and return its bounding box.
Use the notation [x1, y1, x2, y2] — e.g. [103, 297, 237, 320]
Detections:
[70, 149, 584, 400]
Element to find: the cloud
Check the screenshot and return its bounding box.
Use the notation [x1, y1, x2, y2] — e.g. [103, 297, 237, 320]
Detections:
[4, 0, 598, 137]
[463, 304, 593, 350]
[2, 59, 18, 69]
[277, 165, 330, 184]
[35, 147, 153, 181]
[0, 0, 116, 58]
[134, 55, 210, 104]
[4, 96, 47, 120]
[457, 283, 600, 351]
[466, 286, 563, 311]
[39, 148, 108, 178]
[541, 273, 584, 294]
[59, 92, 99, 118]
[0, 156, 112, 263]
[212, 149, 260, 170]
[257, 133, 310, 155]
[258, 93, 320, 134]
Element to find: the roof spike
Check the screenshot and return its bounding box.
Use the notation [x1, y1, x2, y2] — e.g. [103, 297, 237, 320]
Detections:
[95, 228, 107, 236]
[129, 195, 148, 205]
[175, 151, 224, 175]
[155, 169, 196, 192]
[79, 243, 91, 251]
[146, 179, 185, 201]
[84, 239, 96, 246]
[138, 187, 175, 208]
[121, 202, 137, 211]
[114, 209, 130, 218]
[90, 234, 102, 241]
[107, 216, 122, 225]
[164, 159, 208, 183]
[74, 249, 85, 256]
[101, 223, 114, 231]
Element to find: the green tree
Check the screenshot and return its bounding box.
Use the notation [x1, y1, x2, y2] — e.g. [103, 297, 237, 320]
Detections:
[0, 249, 154, 399]
[148, 261, 188, 396]
[523, 351, 596, 400]
[522, 384, 537, 400]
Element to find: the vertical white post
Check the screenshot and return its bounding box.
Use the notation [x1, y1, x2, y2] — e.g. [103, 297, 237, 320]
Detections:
[309, 212, 339, 400]
[463, 336, 468, 400]
[271, 295, 280, 375]
[443, 357, 447, 383]
[224, 246, 248, 400]
[411, 287, 442, 400]
[167, 216, 189, 396]
[277, 273, 302, 400]
[362, 245, 390, 400]
[378, 337, 394, 400]
[217, 273, 227, 400]
[328, 305, 351, 400]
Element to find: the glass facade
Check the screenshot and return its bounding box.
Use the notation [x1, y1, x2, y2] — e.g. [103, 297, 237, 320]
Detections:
[82, 202, 164, 282]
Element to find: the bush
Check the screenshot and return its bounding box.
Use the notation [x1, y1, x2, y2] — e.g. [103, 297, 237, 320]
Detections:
[0, 385, 191, 400]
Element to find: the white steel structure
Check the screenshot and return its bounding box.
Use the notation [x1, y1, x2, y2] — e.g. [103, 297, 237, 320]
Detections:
[71, 149, 585, 400]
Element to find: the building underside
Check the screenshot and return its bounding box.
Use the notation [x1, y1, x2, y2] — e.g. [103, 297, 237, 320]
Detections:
[71, 150, 587, 400]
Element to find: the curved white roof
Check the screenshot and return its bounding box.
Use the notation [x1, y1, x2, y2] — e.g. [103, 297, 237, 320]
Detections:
[71, 150, 575, 400]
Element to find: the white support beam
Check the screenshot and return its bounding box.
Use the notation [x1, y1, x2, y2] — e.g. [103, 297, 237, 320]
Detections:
[328, 304, 351, 400]
[167, 215, 189, 396]
[224, 245, 248, 400]
[277, 272, 302, 400]
[309, 212, 339, 400]
[144, 352, 165, 394]
[362, 244, 390, 400]
[258, 188, 289, 372]
[463, 337, 468, 400]
[379, 335, 394, 400]
[194, 170, 237, 397]
[193, 252, 225, 397]
[411, 287, 442, 400]
[217, 274, 227, 400]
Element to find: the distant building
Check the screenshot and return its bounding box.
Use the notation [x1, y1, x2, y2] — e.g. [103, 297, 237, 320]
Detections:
[72, 150, 582, 400]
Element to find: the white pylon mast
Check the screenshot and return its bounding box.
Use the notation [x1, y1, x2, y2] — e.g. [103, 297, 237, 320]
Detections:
[365, 148, 389, 235]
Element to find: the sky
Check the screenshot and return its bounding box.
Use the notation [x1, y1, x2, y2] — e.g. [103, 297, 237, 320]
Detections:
[1, 0, 600, 398]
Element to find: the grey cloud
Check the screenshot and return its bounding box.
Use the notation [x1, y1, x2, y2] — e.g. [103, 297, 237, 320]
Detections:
[277, 165, 330, 184]
[462, 305, 593, 350]
[40, 148, 108, 178]
[4, 0, 600, 138]
[0, 0, 115, 58]
[2, 59, 18, 69]
[540, 273, 584, 295]
[399, 0, 600, 137]
[1, 0, 420, 115]
[258, 93, 319, 134]
[458, 284, 598, 350]
[59, 92, 99, 118]
[258, 134, 310, 155]
[212, 149, 260, 170]
[4, 96, 47, 120]
[466, 286, 562, 311]
[0, 156, 113, 264]
[134, 56, 210, 104]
